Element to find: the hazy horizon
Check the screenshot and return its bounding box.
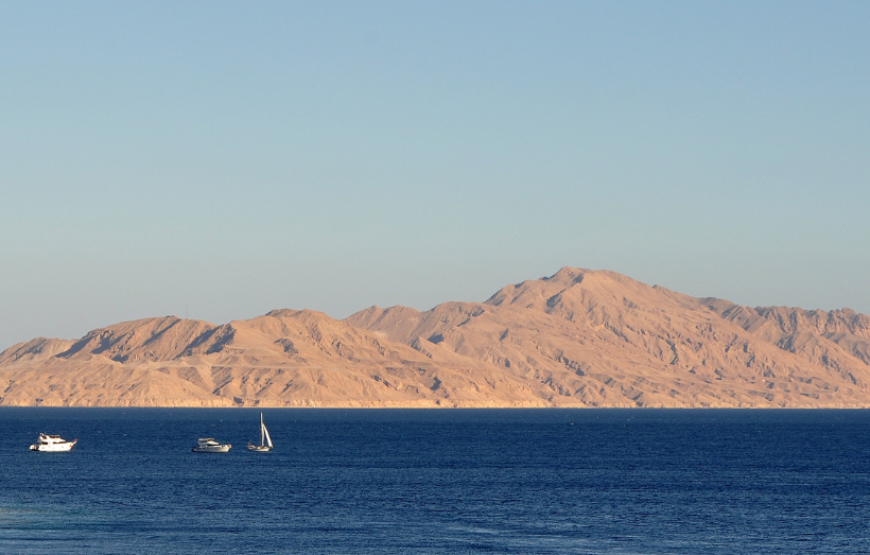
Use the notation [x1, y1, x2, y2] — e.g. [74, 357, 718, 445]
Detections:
[2, 1, 868, 350]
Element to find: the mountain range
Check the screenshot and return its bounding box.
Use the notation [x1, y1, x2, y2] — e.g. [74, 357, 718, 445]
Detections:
[2, 267, 869, 407]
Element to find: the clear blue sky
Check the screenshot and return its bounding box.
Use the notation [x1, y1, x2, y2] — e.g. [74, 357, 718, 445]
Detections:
[1, 1, 868, 350]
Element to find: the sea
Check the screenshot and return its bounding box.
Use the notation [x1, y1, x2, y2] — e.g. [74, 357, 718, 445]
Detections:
[1, 408, 869, 555]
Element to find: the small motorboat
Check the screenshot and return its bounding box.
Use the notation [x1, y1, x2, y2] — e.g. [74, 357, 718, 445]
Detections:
[30, 433, 77, 452]
[191, 437, 231, 453]
[247, 412, 273, 452]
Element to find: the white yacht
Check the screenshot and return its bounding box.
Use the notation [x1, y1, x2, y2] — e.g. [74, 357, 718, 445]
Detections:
[247, 412, 273, 452]
[30, 433, 77, 452]
[191, 437, 231, 453]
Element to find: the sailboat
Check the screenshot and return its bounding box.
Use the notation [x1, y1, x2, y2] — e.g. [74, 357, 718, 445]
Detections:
[247, 412, 273, 452]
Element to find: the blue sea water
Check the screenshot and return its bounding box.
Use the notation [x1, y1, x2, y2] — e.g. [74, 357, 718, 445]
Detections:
[1, 408, 869, 554]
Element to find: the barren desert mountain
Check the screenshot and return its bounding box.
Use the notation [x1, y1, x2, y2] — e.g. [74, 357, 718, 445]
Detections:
[2, 267, 869, 407]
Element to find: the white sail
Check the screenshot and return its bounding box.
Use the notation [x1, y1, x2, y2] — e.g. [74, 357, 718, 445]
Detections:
[263, 422, 273, 448]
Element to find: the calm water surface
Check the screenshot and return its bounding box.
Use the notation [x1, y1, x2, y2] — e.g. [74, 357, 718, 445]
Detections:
[1, 408, 869, 554]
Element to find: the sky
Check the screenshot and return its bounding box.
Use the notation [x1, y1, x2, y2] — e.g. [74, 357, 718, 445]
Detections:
[1, 1, 868, 350]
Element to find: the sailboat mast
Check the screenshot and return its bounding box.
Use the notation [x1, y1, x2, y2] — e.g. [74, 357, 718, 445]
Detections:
[260, 412, 265, 446]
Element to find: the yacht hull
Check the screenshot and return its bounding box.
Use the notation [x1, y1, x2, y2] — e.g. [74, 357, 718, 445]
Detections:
[191, 445, 232, 453]
[30, 442, 76, 452]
